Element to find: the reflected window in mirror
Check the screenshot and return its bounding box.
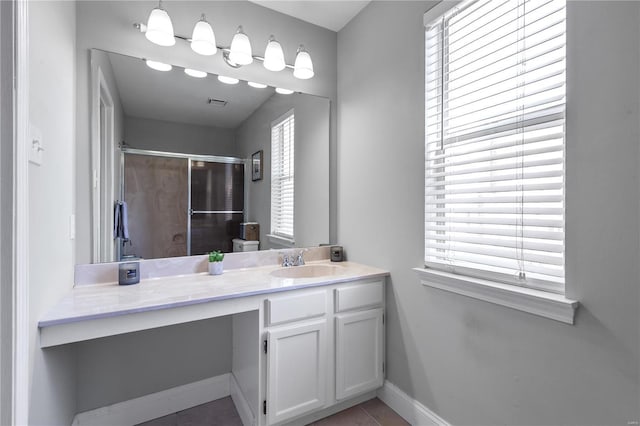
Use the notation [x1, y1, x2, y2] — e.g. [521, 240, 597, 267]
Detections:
[270, 110, 295, 243]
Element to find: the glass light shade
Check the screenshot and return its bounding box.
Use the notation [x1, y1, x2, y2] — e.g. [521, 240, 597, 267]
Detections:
[191, 15, 217, 56]
[293, 46, 314, 79]
[263, 36, 285, 71]
[229, 26, 253, 66]
[145, 7, 175, 47]
[145, 60, 172, 72]
[248, 81, 268, 89]
[275, 87, 294, 95]
[218, 75, 239, 85]
[184, 68, 207, 78]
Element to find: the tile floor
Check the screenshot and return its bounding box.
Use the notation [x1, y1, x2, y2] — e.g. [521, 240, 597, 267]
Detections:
[137, 396, 409, 426]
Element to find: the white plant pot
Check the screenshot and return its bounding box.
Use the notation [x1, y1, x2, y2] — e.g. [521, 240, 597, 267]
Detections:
[209, 262, 224, 275]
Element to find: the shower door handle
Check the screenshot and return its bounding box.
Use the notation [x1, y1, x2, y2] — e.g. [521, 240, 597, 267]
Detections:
[190, 210, 244, 214]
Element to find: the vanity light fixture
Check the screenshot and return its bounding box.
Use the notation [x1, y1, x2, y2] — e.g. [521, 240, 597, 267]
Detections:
[144, 1, 175, 47]
[275, 87, 294, 95]
[184, 68, 207, 78]
[136, 11, 315, 79]
[145, 59, 172, 72]
[293, 45, 314, 80]
[263, 36, 286, 72]
[190, 14, 217, 56]
[218, 75, 239, 85]
[229, 26, 253, 66]
[247, 81, 268, 89]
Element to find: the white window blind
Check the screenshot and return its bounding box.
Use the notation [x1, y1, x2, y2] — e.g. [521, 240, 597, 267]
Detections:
[424, 0, 566, 292]
[271, 111, 295, 240]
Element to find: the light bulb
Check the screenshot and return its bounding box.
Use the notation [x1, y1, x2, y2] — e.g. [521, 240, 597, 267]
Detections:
[191, 14, 217, 56]
[145, 4, 175, 47]
[263, 35, 285, 72]
[293, 45, 314, 79]
[145, 59, 172, 72]
[184, 68, 207, 78]
[248, 81, 268, 89]
[275, 87, 294, 95]
[229, 26, 253, 66]
[218, 75, 239, 85]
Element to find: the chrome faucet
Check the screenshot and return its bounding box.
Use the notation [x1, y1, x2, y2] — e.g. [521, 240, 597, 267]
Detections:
[281, 250, 306, 267]
[281, 254, 293, 267]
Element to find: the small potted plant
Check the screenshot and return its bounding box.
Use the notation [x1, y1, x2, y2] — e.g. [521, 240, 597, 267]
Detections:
[208, 250, 225, 275]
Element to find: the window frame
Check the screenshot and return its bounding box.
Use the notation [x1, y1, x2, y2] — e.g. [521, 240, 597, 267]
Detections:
[419, 0, 576, 320]
[269, 109, 295, 244]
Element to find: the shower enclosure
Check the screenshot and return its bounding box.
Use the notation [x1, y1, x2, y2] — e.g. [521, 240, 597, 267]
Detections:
[119, 148, 245, 260]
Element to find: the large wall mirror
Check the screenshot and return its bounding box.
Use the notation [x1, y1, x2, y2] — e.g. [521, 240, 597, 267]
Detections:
[89, 49, 329, 263]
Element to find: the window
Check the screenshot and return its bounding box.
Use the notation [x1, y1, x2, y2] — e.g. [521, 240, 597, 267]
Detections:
[271, 111, 295, 241]
[424, 0, 566, 293]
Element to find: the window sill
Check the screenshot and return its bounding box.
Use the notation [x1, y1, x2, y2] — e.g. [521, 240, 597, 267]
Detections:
[413, 268, 579, 324]
[267, 234, 295, 248]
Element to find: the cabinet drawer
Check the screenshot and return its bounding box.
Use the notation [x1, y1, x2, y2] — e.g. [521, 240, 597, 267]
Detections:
[266, 291, 327, 326]
[334, 280, 384, 313]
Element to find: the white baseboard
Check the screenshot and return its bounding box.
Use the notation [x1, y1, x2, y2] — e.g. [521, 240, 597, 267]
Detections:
[70, 376, 447, 426]
[230, 373, 255, 426]
[72, 373, 231, 426]
[377, 380, 449, 426]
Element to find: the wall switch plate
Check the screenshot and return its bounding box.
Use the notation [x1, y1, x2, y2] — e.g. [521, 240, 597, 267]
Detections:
[29, 124, 44, 166]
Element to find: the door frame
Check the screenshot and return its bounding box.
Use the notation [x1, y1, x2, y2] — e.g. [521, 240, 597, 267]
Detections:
[1, 0, 30, 423]
[90, 57, 116, 263]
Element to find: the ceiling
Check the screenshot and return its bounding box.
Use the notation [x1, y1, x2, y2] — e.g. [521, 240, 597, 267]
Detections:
[107, 51, 276, 129]
[248, 1, 370, 32]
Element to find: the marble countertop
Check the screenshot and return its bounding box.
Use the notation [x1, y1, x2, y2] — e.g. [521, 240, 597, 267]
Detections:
[39, 261, 389, 328]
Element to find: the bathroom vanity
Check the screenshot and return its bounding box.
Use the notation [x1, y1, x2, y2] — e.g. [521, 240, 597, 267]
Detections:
[39, 248, 388, 426]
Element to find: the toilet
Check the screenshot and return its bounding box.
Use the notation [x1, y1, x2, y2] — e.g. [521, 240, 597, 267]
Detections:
[232, 238, 260, 252]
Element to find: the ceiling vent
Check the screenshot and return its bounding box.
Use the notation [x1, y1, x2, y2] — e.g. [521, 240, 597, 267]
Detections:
[207, 98, 228, 107]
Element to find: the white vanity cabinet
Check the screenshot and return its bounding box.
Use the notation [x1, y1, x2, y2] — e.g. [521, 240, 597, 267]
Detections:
[39, 258, 389, 426]
[335, 308, 384, 400]
[264, 291, 329, 425]
[261, 279, 385, 426]
[266, 319, 328, 425]
[334, 282, 385, 401]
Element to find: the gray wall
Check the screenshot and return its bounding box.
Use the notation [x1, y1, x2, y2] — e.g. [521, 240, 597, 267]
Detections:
[28, 1, 78, 424]
[236, 93, 330, 249]
[76, 0, 338, 265]
[337, 2, 640, 425]
[76, 317, 233, 412]
[124, 116, 238, 157]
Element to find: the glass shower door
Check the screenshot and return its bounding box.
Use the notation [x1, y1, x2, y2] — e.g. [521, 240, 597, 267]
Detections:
[123, 153, 189, 259]
[189, 160, 245, 254]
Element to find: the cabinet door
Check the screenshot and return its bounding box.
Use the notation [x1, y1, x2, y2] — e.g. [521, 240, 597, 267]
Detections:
[266, 319, 327, 425]
[335, 308, 384, 400]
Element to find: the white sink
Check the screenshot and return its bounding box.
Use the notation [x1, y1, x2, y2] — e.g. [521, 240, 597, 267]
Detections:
[270, 264, 342, 279]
